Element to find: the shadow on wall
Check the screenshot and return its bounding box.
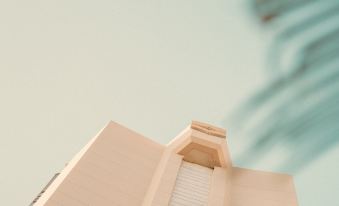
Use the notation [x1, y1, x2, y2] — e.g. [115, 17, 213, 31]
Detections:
[225, 0, 339, 173]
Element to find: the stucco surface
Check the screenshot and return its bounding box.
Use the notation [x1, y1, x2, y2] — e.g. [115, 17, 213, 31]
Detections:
[41, 122, 164, 206]
[230, 167, 298, 206]
[35, 122, 298, 206]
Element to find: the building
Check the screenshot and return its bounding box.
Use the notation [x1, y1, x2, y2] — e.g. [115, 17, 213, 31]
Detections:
[32, 121, 298, 206]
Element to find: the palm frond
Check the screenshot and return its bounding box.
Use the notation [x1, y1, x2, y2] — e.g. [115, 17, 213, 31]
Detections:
[228, 0, 339, 172]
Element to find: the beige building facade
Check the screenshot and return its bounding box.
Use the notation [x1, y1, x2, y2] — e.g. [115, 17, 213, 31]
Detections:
[32, 121, 298, 206]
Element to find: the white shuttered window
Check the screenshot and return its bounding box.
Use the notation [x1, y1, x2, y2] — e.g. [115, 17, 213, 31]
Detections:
[169, 161, 213, 206]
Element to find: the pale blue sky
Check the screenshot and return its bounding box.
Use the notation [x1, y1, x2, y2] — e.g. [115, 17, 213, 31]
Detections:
[0, 0, 337, 205]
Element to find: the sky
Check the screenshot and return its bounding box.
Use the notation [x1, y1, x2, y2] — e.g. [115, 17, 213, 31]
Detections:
[0, 0, 337, 205]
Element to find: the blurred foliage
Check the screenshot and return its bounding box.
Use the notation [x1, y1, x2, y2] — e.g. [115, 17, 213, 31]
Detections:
[229, 0, 339, 172]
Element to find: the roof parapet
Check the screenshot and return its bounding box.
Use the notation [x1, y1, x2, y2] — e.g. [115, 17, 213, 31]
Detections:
[191, 121, 226, 138]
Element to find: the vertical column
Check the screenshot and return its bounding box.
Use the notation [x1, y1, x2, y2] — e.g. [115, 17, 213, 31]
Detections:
[208, 167, 231, 206]
[142, 150, 183, 206]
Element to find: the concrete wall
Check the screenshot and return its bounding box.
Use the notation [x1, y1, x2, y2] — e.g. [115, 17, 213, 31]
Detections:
[40, 121, 164, 206]
[230, 167, 298, 206]
[34, 121, 298, 206]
